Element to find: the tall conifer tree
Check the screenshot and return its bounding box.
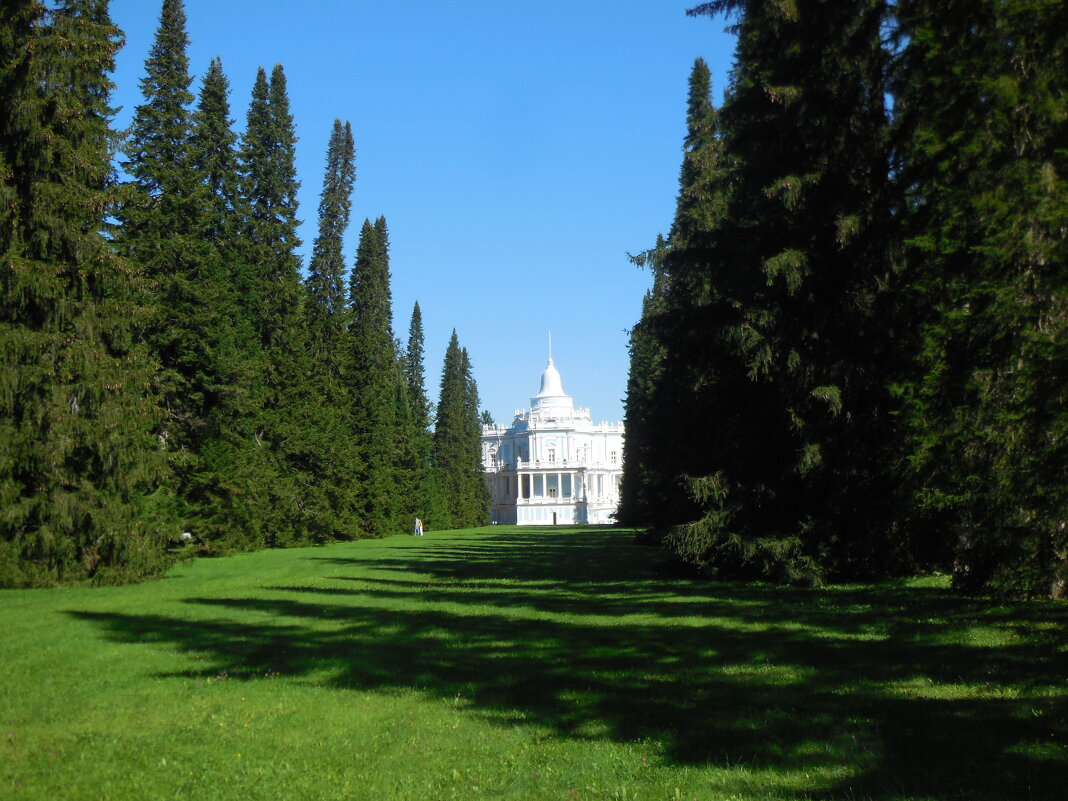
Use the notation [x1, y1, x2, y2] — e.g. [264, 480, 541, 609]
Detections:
[621, 60, 728, 533]
[239, 63, 325, 543]
[390, 364, 426, 527]
[641, 2, 898, 583]
[404, 302, 432, 431]
[432, 333, 489, 529]
[119, 0, 251, 546]
[895, 0, 1067, 597]
[461, 347, 491, 526]
[186, 54, 275, 547]
[400, 301, 439, 522]
[302, 118, 362, 538]
[620, 63, 726, 530]
[191, 57, 243, 246]
[348, 217, 399, 534]
[1, 0, 166, 585]
[619, 242, 671, 528]
[307, 120, 356, 358]
[240, 64, 304, 355]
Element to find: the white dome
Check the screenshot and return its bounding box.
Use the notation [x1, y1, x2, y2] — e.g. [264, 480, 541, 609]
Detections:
[530, 357, 575, 419]
[536, 359, 565, 398]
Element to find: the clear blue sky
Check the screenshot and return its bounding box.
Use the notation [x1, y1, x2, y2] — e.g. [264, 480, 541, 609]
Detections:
[109, 0, 736, 424]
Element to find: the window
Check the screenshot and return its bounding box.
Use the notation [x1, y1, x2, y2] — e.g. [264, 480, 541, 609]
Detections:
[547, 448, 556, 463]
[610, 451, 617, 465]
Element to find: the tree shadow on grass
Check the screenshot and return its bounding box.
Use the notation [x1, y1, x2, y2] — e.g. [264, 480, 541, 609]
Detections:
[69, 527, 1067, 800]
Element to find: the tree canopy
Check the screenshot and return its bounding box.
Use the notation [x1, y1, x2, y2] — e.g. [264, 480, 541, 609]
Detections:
[622, 0, 1066, 598]
[0, 0, 489, 586]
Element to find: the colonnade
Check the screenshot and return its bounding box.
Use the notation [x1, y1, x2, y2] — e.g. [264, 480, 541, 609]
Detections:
[490, 470, 616, 504]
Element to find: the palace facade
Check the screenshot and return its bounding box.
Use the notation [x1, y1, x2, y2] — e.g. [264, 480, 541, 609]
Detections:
[481, 356, 624, 525]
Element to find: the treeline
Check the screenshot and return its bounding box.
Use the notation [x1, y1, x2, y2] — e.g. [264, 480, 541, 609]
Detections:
[0, 0, 488, 588]
[620, 0, 1066, 598]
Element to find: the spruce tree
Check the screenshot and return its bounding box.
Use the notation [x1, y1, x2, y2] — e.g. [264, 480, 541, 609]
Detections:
[620, 61, 728, 534]
[618, 266, 670, 529]
[894, 0, 1067, 597]
[627, 2, 1063, 594]
[404, 301, 432, 432]
[432, 332, 488, 529]
[239, 63, 327, 544]
[431, 332, 464, 530]
[119, 0, 254, 547]
[190, 57, 243, 245]
[653, 2, 898, 582]
[306, 120, 356, 357]
[0, 0, 166, 585]
[240, 64, 304, 355]
[461, 347, 492, 526]
[302, 117, 362, 538]
[186, 54, 276, 548]
[236, 67, 271, 329]
[348, 217, 400, 534]
[400, 301, 439, 522]
[390, 365, 426, 528]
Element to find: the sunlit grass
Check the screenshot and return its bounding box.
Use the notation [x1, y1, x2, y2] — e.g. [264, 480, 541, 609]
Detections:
[1, 526, 1065, 800]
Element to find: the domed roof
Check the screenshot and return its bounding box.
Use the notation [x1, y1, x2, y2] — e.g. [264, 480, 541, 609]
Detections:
[529, 334, 575, 419]
[535, 358, 566, 398]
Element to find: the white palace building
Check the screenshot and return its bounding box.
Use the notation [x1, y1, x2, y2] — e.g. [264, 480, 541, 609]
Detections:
[481, 352, 625, 526]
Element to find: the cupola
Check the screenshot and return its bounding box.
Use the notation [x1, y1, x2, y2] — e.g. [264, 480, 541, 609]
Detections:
[530, 334, 574, 420]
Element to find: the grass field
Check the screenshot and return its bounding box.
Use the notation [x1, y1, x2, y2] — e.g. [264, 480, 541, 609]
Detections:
[1, 526, 1065, 800]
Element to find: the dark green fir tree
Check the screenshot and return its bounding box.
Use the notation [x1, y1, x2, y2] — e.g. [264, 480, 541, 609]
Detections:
[239, 63, 328, 544]
[653, 2, 898, 583]
[307, 120, 356, 359]
[1, 0, 167, 586]
[618, 237, 672, 529]
[186, 54, 276, 549]
[403, 301, 432, 432]
[461, 347, 491, 526]
[190, 57, 243, 248]
[390, 363, 427, 529]
[118, 0, 254, 548]
[348, 217, 400, 534]
[894, 0, 1067, 598]
[239, 64, 305, 356]
[432, 332, 489, 529]
[620, 59, 728, 535]
[302, 118, 362, 538]
[399, 301, 441, 523]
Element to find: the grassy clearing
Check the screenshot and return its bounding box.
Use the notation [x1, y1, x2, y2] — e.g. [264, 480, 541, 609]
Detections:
[1, 526, 1065, 800]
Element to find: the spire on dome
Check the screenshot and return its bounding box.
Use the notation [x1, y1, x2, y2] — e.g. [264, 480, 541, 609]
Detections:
[533, 331, 571, 406]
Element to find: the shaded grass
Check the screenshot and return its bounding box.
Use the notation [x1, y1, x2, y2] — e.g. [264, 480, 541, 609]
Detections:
[1, 525, 1066, 800]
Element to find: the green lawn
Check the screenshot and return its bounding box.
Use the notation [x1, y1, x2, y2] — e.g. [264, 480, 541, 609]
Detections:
[1, 526, 1065, 800]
